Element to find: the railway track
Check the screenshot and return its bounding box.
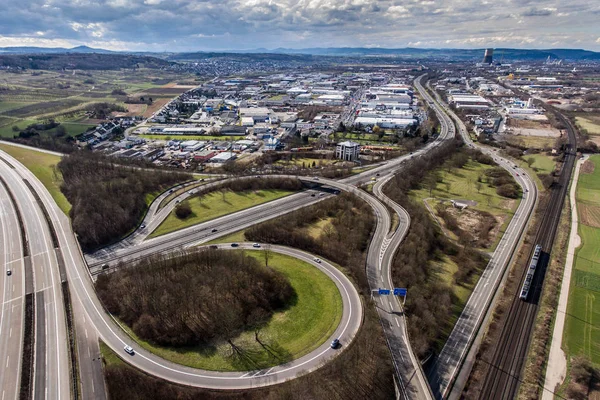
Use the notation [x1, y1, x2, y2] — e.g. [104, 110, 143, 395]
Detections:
[479, 111, 577, 399]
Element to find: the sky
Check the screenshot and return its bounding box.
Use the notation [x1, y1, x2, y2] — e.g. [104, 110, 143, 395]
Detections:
[0, 0, 599, 52]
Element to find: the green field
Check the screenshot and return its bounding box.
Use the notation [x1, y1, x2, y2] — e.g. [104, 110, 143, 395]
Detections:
[576, 116, 600, 135]
[0, 102, 34, 113]
[564, 154, 600, 365]
[525, 153, 556, 175]
[116, 251, 343, 371]
[411, 160, 520, 217]
[409, 158, 520, 346]
[0, 119, 37, 138]
[0, 143, 71, 214]
[150, 189, 293, 237]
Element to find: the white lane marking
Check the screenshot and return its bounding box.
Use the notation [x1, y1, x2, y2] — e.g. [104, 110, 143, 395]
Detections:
[396, 319, 400, 327]
[5, 356, 8, 368]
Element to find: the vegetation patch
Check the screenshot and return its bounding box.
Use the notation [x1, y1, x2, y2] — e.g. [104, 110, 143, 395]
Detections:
[564, 155, 600, 366]
[576, 116, 600, 135]
[411, 154, 520, 251]
[151, 189, 293, 237]
[0, 143, 71, 214]
[245, 193, 375, 292]
[383, 139, 489, 357]
[524, 153, 556, 175]
[58, 152, 190, 250]
[98, 250, 342, 371]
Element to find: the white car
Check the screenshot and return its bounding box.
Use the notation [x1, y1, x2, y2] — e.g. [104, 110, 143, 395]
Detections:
[314, 258, 322, 263]
[253, 243, 261, 248]
[124, 345, 135, 355]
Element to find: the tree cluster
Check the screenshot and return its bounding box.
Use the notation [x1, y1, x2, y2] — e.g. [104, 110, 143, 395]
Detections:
[96, 249, 294, 347]
[58, 153, 190, 250]
[566, 357, 600, 400]
[382, 138, 488, 357]
[245, 193, 375, 293]
[484, 167, 520, 198]
[85, 102, 126, 119]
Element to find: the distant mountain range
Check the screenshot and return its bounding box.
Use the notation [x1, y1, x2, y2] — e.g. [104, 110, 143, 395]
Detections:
[1, 45, 598, 61]
[0, 45, 116, 54]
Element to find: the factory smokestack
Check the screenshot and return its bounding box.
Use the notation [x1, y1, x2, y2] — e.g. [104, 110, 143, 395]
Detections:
[483, 48, 494, 64]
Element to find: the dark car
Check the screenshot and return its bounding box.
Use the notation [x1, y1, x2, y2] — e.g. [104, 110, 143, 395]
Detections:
[211, 228, 218, 233]
[6, 269, 12, 276]
[231, 243, 239, 247]
[331, 338, 340, 349]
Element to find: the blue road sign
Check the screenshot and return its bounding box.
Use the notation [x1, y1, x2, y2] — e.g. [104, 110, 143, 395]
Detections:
[378, 288, 391, 295]
[394, 288, 407, 296]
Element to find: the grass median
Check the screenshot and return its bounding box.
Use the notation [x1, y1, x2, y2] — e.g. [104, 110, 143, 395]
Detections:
[0, 143, 71, 214]
[116, 251, 343, 371]
[150, 189, 293, 237]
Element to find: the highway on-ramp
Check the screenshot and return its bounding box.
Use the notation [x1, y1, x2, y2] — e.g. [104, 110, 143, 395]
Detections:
[0, 153, 364, 390]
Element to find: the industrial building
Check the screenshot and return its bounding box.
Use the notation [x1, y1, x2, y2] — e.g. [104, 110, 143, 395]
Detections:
[335, 141, 361, 162]
[483, 48, 494, 64]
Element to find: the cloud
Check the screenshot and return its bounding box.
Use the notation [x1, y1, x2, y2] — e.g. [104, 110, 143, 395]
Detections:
[0, 0, 597, 51]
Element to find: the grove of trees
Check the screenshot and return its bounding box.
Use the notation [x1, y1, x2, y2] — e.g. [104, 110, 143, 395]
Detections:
[58, 153, 190, 250]
[96, 249, 294, 347]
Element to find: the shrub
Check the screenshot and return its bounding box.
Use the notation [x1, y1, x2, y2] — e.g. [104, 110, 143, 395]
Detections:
[175, 201, 192, 219]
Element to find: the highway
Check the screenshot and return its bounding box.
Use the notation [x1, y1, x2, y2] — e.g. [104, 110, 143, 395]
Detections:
[83, 74, 452, 399]
[423, 81, 539, 399]
[0, 157, 70, 400]
[0, 151, 363, 390]
[478, 111, 577, 400]
[0, 177, 25, 400]
[0, 73, 535, 399]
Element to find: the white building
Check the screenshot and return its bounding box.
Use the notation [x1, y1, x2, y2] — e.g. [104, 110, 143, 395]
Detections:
[335, 141, 360, 162]
[210, 152, 237, 163]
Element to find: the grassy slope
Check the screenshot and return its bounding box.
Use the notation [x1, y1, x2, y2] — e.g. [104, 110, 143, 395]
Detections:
[0, 119, 37, 138]
[564, 155, 600, 365]
[526, 153, 556, 175]
[115, 251, 342, 371]
[150, 189, 293, 237]
[576, 116, 600, 135]
[412, 160, 520, 249]
[411, 159, 520, 341]
[0, 143, 71, 214]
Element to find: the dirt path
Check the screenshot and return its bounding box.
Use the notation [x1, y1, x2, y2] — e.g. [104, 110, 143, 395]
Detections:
[542, 155, 586, 398]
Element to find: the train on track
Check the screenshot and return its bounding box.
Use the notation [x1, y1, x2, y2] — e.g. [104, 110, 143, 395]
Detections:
[520, 244, 543, 300]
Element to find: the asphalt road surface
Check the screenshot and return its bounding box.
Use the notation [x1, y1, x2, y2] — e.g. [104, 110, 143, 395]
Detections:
[0, 153, 363, 390]
[0, 178, 25, 400]
[0, 156, 70, 400]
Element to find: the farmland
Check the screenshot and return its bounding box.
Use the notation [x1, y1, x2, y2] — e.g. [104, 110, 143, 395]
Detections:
[564, 155, 600, 365]
[0, 69, 199, 141]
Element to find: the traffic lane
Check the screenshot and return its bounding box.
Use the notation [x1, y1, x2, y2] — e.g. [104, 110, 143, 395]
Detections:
[87, 192, 328, 270]
[73, 292, 107, 400]
[13, 165, 361, 391]
[428, 94, 539, 398]
[1, 160, 70, 400]
[63, 226, 364, 389]
[0, 183, 25, 400]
